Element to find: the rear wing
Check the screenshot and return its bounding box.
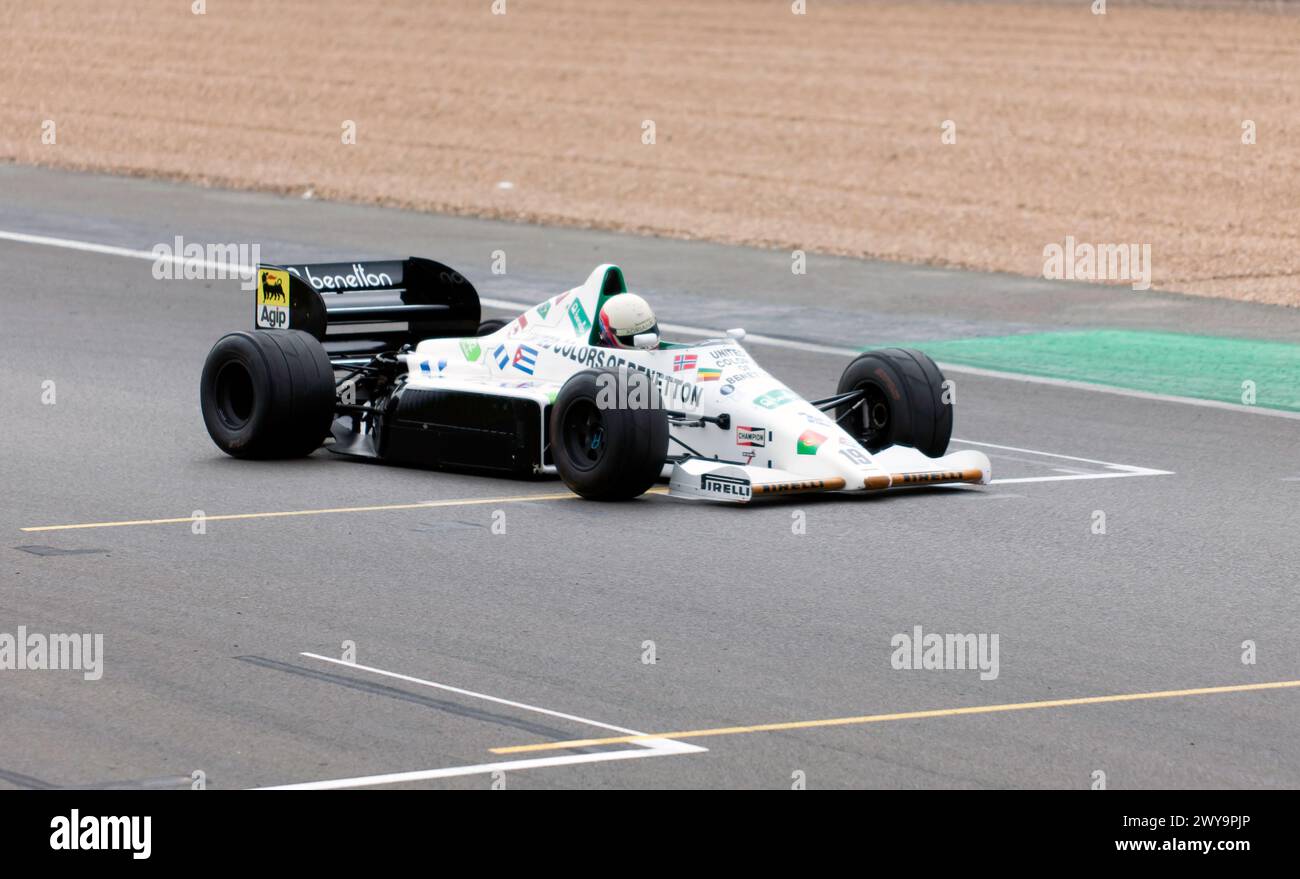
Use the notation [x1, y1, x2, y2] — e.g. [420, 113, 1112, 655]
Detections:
[254, 257, 480, 357]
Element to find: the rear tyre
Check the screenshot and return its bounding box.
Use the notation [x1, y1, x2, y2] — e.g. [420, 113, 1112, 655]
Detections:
[200, 330, 336, 459]
[477, 318, 509, 336]
[550, 369, 669, 500]
[835, 348, 951, 457]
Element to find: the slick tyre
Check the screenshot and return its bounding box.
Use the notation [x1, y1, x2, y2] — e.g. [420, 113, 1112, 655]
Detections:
[477, 318, 509, 336]
[835, 348, 952, 458]
[200, 330, 336, 459]
[551, 368, 669, 500]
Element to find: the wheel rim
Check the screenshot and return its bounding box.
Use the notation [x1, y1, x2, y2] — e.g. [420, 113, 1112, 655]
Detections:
[561, 399, 606, 471]
[215, 361, 255, 430]
[854, 382, 890, 450]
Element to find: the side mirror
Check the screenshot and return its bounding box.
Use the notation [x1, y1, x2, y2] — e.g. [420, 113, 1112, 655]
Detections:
[726, 327, 746, 341]
[633, 332, 660, 350]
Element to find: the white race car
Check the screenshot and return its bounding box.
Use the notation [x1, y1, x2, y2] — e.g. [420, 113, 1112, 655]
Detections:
[199, 259, 990, 502]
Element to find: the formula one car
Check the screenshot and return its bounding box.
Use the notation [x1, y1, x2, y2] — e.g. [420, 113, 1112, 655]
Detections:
[199, 258, 990, 502]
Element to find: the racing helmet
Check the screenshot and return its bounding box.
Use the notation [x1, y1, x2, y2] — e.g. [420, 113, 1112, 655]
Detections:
[596, 293, 658, 348]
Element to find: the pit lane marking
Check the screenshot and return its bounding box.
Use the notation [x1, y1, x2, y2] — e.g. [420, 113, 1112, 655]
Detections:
[21, 489, 669, 532]
[255, 653, 703, 790]
[488, 679, 1300, 755]
[4, 228, 1300, 420]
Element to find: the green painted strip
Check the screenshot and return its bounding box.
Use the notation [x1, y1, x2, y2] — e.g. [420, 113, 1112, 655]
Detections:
[901, 331, 1300, 412]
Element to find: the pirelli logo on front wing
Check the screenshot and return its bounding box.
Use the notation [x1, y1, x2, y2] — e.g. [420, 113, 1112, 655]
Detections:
[896, 470, 966, 485]
[866, 468, 985, 489]
[752, 477, 846, 496]
[700, 473, 751, 498]
[697, 473, 848, 500]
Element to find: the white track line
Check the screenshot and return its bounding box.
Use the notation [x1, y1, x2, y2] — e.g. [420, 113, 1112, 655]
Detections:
[298, 653, 645, 736]
[5, 228, 1297, 420]
[257, 747, 693, 790]
[990, 471, 1167, 485]
[954, 438, 1165, 469]
[949, 437, 1172, 485]
[0, 229, 256, 276]
[252, 653, 703, 790]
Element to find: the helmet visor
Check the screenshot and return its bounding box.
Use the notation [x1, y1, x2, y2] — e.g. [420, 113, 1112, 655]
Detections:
[610, 320, 658, 347]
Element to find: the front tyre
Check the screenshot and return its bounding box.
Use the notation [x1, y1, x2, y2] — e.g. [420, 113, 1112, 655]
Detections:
[550, 369, 669, 500]
[835, 348, 952, 458]
[200, 330, 336, 459]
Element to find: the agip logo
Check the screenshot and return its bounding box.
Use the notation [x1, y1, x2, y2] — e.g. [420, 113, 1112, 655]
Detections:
[256, 269, 290, 329]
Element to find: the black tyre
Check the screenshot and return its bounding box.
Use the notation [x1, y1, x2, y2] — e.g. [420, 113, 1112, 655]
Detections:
[550, 369, 669, 500]
[835, 348, 951, 457]
[477, 318, 509, 336]
[200, 330, 336, 459]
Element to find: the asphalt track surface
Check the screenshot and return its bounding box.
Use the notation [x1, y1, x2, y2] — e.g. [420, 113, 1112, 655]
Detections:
[2, 165, 1299, 789]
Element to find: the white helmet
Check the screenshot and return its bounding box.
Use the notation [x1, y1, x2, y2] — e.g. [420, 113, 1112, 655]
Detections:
[596, 293, 658, 348]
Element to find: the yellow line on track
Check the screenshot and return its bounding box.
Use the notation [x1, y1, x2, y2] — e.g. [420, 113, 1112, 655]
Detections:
[490, 679, 1300, 754]
[22, 488, 669, 532]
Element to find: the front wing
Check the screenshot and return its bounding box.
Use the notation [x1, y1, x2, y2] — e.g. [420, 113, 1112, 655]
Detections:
[668, 448, 991, 503]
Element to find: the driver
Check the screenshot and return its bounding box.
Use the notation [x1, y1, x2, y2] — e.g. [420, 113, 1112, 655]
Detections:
[596, 293, 659, 349]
